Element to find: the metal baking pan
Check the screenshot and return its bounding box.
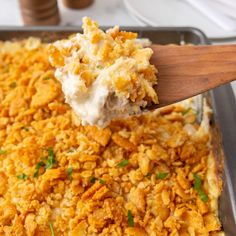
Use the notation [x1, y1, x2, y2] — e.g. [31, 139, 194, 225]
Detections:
[0, 26, 235, 235]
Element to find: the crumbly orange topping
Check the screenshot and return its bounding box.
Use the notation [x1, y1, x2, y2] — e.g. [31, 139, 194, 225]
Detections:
[0, 39, 223, 236]
[48, 17, 158, 126]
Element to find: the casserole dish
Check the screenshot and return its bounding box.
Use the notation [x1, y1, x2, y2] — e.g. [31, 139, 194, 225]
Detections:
[0, 26, 235, 235]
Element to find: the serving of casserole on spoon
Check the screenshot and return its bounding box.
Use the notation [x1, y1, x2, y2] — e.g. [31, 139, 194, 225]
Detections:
[48, 17, 158, 127]
[49, 17, 236, 127]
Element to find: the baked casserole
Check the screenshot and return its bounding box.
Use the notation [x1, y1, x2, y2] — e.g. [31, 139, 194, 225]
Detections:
[0, 37, 223, 235]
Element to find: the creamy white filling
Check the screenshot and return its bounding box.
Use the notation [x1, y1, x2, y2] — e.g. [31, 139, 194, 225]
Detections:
[55, 48, 146, 126]
[56, 68, 108, 126]
[52, 26, 155, 127]
[57, 67, 145, 127]
[71, 82, 109, 126]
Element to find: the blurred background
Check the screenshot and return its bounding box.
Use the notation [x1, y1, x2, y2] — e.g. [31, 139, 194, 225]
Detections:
[1, 0, 236, 41]
[0, 0, 236, 92]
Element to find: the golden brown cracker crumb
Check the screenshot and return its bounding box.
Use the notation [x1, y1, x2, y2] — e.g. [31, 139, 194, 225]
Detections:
[0, 38, 223, 236]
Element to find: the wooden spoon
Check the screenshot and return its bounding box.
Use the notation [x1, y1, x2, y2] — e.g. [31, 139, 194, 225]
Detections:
[148, 44, 236, 109]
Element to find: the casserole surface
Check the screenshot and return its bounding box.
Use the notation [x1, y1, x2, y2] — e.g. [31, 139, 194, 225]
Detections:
[0, 37, 224, 235]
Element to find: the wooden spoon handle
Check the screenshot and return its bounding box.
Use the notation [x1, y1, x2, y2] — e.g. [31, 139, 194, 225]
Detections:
[150, 44, 236, 107]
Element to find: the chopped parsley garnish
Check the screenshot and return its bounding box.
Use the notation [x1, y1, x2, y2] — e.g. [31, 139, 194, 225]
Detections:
[193, 173, 209, 202]
[0, 149, 7, 154]
[9, 81, 17, 88]
[17, 173, 28, 180]
[43, 77, 51, 80]
[117, 159, 129, 168]
[127, 210, 134, 227]
[199, 191, 209, 202]
[181, 108, 191, 115]
[156, 172, 168, 180]
[193, 173, 201, 189]
[67, 148, 75, 153]
[90, 176, 96, 183]
[33, 170, 40, 178]
[145, 172, 152, 179]
[67, 167, 73, 179]
[49, 222, 55, 236]
[33, 161, 45, 178]
[99, 179, 106, 184]
[90, 177, 105, 184]
[21, 126, 29, 131]
[45, 148, 56, 169]
[36, 161, 45, 169]
[96, 65, 103, 69]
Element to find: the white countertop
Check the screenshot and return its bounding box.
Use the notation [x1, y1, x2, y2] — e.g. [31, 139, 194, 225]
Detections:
[0, 0, 138, 26]
[0, 0, 235, 96]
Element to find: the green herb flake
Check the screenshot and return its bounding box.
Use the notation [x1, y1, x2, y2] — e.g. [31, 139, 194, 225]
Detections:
[90, 176, 96, 183]
[145, 172, 152, 179]
[67, 148, 75, 153]
[0, 149, 7, 154]
[195, 110, 200, 116]
[48, 148, 54, 158]
[127, 210, 134, 227]
[96, 65, 103, 69]
[17, 173, 28, 180]
[35, 161, 45, 169]
[156, 172, 168, 180]
[99, 179, 106, 184]
[45, 148, 56, 170]
[67, 167, 73, 179]
[9, 81, 17, 88]
[49, 222, 55, 236]
[33, 170, 39, 178]
[43, 77, 51, 80]
[199, 190, 209, 202]
[33, 161, 45, 178]
[21, 126, 29, 131]
[193, 173, 201, 190]
[181, 108, 191, 116]
[117, 159, 129, 168]
[193, 173, 209, 202]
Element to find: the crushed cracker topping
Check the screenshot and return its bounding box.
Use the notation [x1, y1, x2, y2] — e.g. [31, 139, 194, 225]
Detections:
[0, 38, 223, 235]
